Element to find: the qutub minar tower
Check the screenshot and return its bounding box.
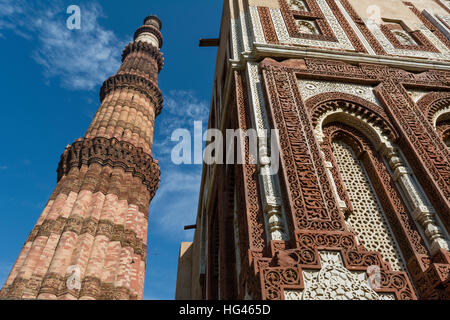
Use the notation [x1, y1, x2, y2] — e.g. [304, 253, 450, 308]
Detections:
[0, 15, 164, 300]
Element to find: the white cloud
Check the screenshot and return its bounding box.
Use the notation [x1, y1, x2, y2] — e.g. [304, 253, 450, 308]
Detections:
[0, 0, 125, 90]
[159, 90, 209, 136]
[0, 0, 209, 245]
[149, 90, 209, 239]
[154, 90, 210, 160]
[164, 91, 209, 119]
[150, 169, 201, 239]
[157, 170, 202, 196]
[0, 0, 24, 25]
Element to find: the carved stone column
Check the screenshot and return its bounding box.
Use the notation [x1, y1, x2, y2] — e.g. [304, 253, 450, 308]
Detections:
[0, 15, 164, 300]
[246, 62, 288, 242]
[381, 144, 449, 255]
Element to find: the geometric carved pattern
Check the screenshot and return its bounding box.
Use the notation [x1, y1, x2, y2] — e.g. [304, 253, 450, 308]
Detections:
[337, 0, 450, 58]
[257, 59, 419, 300]
[405, 2, 450, 50]
[285, 251, 396, 300]
[322, 120, 412, 258]
[322, 123, 429, 260]
[366, 11, 448, 59]
[279, 0, 336, 41]
[437, 120, 450, 147]
[416, 92, 450, 148]
[262, 64, 345, 232]
[249, 0, 384, 54]
[234, 71, 266, 252]
[233, 70, 267, 300]
[416, 92, 450, 127]
[320, 122, 450, 299]
[289, 58, 450, 236]
[307, 92, 398, 150]
[261, 0, 368, 53]
[332, 140, 406, 271]
[254, 57, 450, 300]
[339, 0, 386, 55]
[258, 7, 279, 44]
[270, 0, 355, 50]
[393, 30, 418, 46]
[378, 81, 450, 232]
[57, 137, 161, 201]
[1, 274, 139, 300]
[297, 79, 379, 106]
[256, 229, 417, 300]
[380, 22, 440, 53]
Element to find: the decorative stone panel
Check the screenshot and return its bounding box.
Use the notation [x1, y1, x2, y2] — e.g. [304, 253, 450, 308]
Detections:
[284, 251, 396, 300]
[332, 140, 406, 271]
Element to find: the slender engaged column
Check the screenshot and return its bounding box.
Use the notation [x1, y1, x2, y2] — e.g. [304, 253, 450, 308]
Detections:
[381, 144, 450, 254]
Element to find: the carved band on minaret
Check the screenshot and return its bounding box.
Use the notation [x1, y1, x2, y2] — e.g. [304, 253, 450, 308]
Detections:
[121, 41, 164, 71]
[99, 74, 163, 115]
[26, 216, 148, 261]
[57, 137, 161, 200]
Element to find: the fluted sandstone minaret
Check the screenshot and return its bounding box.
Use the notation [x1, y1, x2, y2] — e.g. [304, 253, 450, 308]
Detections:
[0, 15, 164, 300]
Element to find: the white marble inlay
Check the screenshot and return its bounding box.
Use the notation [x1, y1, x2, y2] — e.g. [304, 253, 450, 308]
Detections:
[230, 18, 243, 60]
[284, 251, 396, 300]
[367, 20, 450, 60]
[333, 141, 406, 272]
[406, 89, 429, 103]
[336, 0, 376, 55]
[250, 6, 266, 44]
[298, 79, 379, 106]
[267, 0, 354, 51]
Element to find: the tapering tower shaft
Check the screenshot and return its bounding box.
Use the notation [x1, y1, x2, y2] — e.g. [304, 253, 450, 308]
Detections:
[0, 15, 164, 300]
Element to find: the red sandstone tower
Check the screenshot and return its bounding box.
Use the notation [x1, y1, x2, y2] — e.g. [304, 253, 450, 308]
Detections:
[0, 15, 164, 300]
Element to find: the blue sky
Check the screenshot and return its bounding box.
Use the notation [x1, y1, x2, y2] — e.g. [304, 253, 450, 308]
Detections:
[0, 0, 221, 300]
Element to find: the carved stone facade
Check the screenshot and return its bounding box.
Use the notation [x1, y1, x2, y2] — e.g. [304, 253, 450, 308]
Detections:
[0, 15, 164, 300]
[176, 0, 450, 300]
[284, 251, 396, 300]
